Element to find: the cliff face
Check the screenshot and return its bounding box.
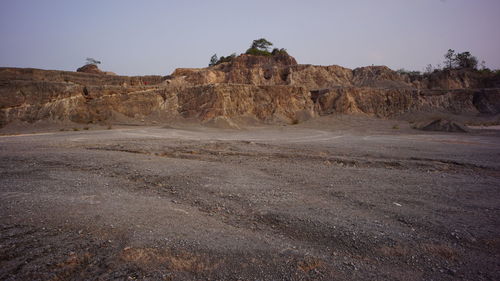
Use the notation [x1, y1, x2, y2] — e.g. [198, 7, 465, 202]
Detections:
[177, 84, 314, 122]
[1, 53, 499, 128]
[173, 54, 298, 86]
[0, 68, 171, 126]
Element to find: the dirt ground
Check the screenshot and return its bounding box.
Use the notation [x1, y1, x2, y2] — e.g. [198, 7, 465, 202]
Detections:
[1, 116, 499, 280]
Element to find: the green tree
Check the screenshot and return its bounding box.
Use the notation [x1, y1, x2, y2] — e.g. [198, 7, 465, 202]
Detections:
[250, 38, 273, 52]
[271, 48, 288, 56]
[209, 54, 218, 66]
[245, 48, 272, 56]
[246, 38, 274, 56]
[455, 51, 478, 70]
[215, 53, 237, 65]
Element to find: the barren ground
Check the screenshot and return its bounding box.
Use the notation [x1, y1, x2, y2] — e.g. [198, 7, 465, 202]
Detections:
[1, 116, 499, 280]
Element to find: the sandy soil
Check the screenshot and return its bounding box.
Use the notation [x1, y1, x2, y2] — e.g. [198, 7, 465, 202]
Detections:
[1, 116, 499, 280]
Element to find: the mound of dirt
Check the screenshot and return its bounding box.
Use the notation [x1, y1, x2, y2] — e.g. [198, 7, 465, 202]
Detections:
[416, 119, 469, 133]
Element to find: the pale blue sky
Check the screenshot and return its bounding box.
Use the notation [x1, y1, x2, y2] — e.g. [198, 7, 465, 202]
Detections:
[1, 0, 499, 76]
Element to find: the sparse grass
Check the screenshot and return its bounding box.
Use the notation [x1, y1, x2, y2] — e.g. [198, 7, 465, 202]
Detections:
[83, 127, 89, 130]
[392, 124, 400, 129]
[298, 257, 324, 273]
[59, 128, 66, 131]
[291, 119, 299, 125]
[107, 125, 112, 130]
[72, 128, 79, 131]
[379, 245, 411, 257]
[422, 244, 458, 261]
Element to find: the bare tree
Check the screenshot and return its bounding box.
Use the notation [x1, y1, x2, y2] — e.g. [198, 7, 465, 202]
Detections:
[425, 64, 433, 74]
[444, 49, 455, 69]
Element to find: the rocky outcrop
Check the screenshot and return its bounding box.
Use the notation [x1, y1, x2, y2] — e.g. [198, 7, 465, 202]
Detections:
[172, 54, 298, 86]
[168, 53, 499, 120]
[0, 62, 315, 127]
[287, 65, 353, 89]
[177, 84, 314, 123]
[77, 64, 104, 74]
[312, 87, 414, 116]
[1, 53, 499, 128]
[0, 67, 172, 126]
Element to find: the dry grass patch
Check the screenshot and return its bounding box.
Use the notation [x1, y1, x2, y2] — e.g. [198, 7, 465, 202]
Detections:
[298, 256, 324, 273]
[120, 247, 220, 273]
[422, 243, 458, 260]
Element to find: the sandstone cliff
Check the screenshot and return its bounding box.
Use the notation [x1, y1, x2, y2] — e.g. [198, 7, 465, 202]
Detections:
[1, 53, 499, 128]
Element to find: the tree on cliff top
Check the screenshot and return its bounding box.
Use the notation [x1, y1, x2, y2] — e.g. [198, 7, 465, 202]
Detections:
[210, 38, 287, 66]
[444, 49, 455, 69]
[86, 58, 101, 65]
[210, 53, 237, 66]
[455, 51, 478, 70]
[246, 38, 273, 56]
[443, 50, 478, 70]
[209, 54, 218, 66]
[250, 38, 273, 52]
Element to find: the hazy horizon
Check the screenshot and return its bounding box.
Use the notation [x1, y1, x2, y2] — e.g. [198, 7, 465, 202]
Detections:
[1, 0, 499, 76]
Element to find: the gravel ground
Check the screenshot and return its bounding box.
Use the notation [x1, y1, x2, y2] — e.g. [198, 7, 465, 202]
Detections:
[1, 116, 499, 280]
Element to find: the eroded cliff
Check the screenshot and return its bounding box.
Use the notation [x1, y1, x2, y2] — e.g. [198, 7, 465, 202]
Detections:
[1, 53, 499, 128]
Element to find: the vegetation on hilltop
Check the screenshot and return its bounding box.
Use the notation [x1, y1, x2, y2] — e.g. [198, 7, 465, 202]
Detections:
[443, 49, 478, 70]
[209, 38, 289, 66]
[245, 38, 273, 56]
[209, 53, 237, 66]
[397, 49, 499, 78]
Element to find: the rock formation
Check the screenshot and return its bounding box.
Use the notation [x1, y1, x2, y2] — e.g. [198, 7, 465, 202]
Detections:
[76, 64, 104, 75]
[1, 53, 499, 128]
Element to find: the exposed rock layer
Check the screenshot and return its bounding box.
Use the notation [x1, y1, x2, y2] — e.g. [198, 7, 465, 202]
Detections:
[1, 54, 499, 127]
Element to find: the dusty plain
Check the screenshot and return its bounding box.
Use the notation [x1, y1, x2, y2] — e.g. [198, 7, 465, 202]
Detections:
[1, 116, 499, 280]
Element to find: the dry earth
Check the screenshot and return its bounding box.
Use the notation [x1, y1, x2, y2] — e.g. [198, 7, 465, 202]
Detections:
[1, 116, 499, 280]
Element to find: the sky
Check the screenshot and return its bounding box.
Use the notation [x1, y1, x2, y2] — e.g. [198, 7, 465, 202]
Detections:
[1, 0, 499, 76]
